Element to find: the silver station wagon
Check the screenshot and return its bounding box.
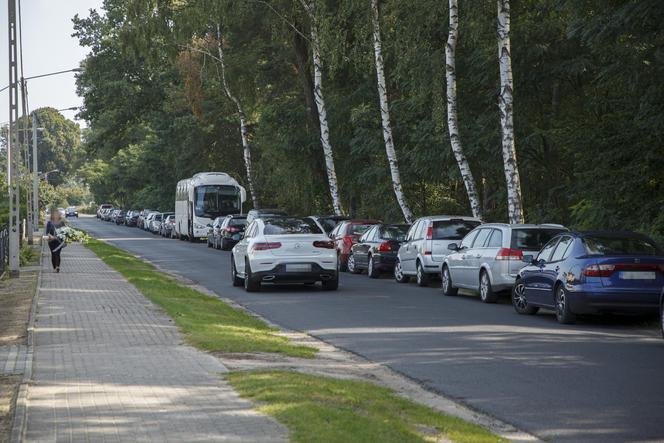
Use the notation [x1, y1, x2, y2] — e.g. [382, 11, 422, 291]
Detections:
[441, 223, 568, 302]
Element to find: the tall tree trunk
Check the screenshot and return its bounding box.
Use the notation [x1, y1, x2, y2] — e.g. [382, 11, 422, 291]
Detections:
[216, 25, 259, 209]
[497, 0, 524, 223]
[300, 0, 343, 216]
[370, 0, 414, 223]
[446, 0, 482, 220]
[292, 26, 319, 125]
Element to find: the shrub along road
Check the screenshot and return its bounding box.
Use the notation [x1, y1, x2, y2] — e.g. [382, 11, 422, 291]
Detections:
[73, 217, 664, 443]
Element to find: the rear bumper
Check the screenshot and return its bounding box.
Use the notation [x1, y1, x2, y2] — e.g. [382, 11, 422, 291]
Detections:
[567, 288, 660, 314]
[252, 263, 337, 284]
[373, 253, 398, 270]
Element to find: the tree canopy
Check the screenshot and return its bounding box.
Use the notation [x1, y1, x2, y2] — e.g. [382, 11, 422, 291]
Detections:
[72, 0, 664, 238]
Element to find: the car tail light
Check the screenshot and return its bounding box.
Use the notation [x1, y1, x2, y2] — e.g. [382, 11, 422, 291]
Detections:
[251, 242, 282, 251]
[378, 241, 392, 252]
[582, 264, 615, 277]
[227, 226, 239, 233]
[496, 248, 523, 260]
[313, 240, 335, 249]
[342, 236, 355, 247]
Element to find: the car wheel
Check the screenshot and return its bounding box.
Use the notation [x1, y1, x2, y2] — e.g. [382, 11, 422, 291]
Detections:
[221, 238, 229, 251]
[322, 272, 339, 291]
[512, 280, 538, 315]
[207, 237, 212, 248]
[555, 284, 576, 324]
[479, 270, 498, 303]
[244, 260, 261, 292]
[231, 257, 243, 287]
[338, 253, 348, 272]
[416, 261, 429, 287]
[660, 296, 664, 339]
[367, 255, 379, 279]
[347, 253, 361, 274]
[441, 266, 458, 296]
[394, 259, 410, 283]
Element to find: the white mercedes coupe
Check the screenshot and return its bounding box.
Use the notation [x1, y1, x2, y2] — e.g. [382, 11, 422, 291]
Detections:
[231, 216, 339, 292]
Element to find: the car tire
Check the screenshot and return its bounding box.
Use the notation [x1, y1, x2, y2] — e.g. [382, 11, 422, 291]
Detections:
[221, 238, 229, 251]
[337, 253, 348, 272]
[512, 280, 538, 315]
[555, 284, 576, 324]
[231, 257, 243, 287]
[415, 261, 429, 287]
[322, 273, 339, 291]
[441, 266, 458, 296]
[394, 259, 410, 283]
[347, 253, 361, 274]
[367, 255, 379, 279]
[479, 270, 499, 303]
[244, 260, 261, 292]
[207, 238, 212, 248]
[660, 295, 664, 339]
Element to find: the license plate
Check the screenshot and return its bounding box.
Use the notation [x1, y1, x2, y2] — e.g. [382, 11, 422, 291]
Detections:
[620, 271, 656, 280]
[286, 264, 311, 273]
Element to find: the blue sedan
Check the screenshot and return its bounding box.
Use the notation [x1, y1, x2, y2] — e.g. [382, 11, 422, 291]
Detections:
[512, 231, 664, 324]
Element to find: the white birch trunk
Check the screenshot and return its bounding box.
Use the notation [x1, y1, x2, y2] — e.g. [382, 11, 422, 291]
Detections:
[216, 25, 259, 209]
[370, 0, 414, 223]
[497, 0, 524, 223]
[446, 0, 482, 220]
[300, 0, 343, 216]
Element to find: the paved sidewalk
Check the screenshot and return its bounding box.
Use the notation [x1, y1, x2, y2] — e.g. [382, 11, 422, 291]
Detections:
[23, 243, 286, 442]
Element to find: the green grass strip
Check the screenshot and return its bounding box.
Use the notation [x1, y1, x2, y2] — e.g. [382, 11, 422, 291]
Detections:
[85, 238, 316, 358]
[227, 370, 505, 443]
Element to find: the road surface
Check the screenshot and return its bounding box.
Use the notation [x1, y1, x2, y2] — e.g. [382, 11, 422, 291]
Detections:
[72, 217, 664, 442]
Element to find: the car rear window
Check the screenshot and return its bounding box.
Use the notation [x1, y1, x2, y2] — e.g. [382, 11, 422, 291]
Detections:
[348, 224, 374, 235]
[511, 229, 566, 251]
[380, 225, 409, 241]
[431, 220, 480, 240]
[229, 219, 247, 227]
[582, 236, 660, 256]
[263, 218, 323, 235]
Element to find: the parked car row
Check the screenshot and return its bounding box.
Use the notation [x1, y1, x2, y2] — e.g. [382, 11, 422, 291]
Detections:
[95, 203, 664, 332]
[97, 206, 175, 237]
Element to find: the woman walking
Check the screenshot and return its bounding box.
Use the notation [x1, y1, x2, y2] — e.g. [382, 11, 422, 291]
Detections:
[46, 208, 66, 273]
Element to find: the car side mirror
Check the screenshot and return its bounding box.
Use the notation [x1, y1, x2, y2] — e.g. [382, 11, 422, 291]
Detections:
[207, 224, 212, 228]
[522, 254, 534, 263]
[447, 243, 459, 251]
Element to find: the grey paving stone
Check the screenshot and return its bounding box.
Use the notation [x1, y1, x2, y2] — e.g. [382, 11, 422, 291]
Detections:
[24, 243, 287, 442]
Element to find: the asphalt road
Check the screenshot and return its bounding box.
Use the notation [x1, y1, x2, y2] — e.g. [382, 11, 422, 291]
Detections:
[72, 216, 664, 442]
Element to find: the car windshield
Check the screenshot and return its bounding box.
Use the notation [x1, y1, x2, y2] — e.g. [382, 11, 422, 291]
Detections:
[431, 220, 480, 240]
[229, 218, 247, 227]
[381, 225, 409, 241]
[583, 235, 660, 256]
[348, 224, 374, 235]
[195, 185, 240, 218]
[263, 218, 323, 235]
[511, 228, 566, 251]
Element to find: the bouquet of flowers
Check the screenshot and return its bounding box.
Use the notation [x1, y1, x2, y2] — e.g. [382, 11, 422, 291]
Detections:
[54, 226, 90, 245]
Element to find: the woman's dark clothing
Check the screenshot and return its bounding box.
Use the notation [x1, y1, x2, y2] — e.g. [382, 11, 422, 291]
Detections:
[46, 220, 65, 270]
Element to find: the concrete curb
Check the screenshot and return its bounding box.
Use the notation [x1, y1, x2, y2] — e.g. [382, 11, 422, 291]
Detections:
[9, 236, 44, 443]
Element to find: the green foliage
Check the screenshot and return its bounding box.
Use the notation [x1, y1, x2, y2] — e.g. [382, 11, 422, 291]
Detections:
[73, 0, 664, 236]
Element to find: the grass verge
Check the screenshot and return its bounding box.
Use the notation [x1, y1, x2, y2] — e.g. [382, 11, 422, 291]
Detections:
[227, 370, 505, 443]
[84, 238, 316, 358]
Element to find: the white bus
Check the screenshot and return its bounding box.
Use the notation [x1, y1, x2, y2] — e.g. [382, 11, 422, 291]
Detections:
[174, 172, 247, 241]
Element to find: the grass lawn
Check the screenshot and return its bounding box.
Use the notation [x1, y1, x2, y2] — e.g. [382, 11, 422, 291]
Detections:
[227, 370, 505, 443]
[85, 238, 316, 358]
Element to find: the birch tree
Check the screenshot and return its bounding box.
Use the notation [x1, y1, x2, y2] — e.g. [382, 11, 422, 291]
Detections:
[370, 0, 414, 223]
[300, 0, 343, 216]
[497, 0, 524, 223]
[445, 0, 482, 220]
[215, 25, 259, 209]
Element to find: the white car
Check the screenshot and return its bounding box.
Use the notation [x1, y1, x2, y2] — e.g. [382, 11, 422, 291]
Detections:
[231, 216, 338, 292]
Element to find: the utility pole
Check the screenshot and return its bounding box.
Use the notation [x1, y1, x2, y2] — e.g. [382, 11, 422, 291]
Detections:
[7, 0, 21, 276]
[32, 113, 39, 231]
[20, 77, 33, 244]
